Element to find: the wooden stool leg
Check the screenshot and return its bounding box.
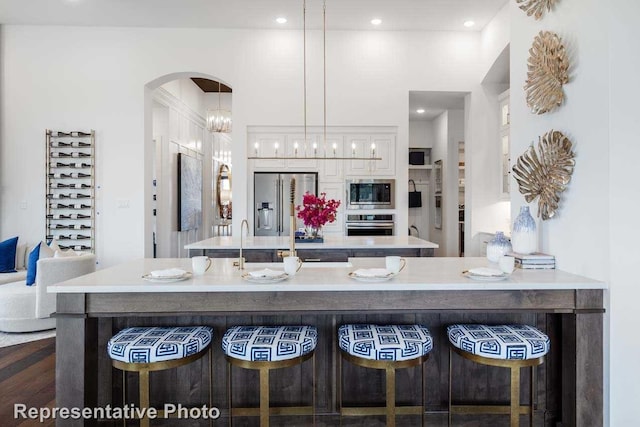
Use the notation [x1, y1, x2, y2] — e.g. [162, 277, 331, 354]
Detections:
[139, 370, 150, 427]
[510, 366, 520, 427]
[386, 366, 396, 427]
[260, 367, 270, 427]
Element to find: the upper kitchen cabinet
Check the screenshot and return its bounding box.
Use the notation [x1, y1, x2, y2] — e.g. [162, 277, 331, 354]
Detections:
[499, 89, 510, 199]
[344, 134, 396, 177]
[285, 134, 318, 169]
[319, 135, 344, 182]
[251, 133, 286, 169]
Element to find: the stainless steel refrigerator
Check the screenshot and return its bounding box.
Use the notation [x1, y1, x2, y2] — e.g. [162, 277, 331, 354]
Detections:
[254, 172, 318, 236]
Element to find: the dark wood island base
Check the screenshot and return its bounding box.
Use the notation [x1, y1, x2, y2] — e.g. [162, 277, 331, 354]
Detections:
[55, 288, 604, 427]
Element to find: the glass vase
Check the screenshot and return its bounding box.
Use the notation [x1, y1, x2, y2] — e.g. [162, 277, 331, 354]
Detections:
[486, 231, 512, 263]
[512, 206, 537, 254]
[305, 226, 322, 240]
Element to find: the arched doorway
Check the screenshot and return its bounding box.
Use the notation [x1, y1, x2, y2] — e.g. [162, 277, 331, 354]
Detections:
[144, 72, 232, 258]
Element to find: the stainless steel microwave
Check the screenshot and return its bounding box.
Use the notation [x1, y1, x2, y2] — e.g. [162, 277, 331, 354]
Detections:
[346, 179, 395, 210]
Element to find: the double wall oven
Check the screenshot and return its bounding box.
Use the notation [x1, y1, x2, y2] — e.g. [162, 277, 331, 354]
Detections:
[345, 214, 395, 236]
[345, 179, 395, 236]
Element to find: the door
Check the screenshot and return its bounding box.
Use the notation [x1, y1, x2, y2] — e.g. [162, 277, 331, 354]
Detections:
[254, 173, 280, 236]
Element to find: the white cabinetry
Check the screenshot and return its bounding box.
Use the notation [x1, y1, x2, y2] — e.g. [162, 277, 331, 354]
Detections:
[343, 134, 396, 177]
[285, 134, 318, 169]
[318, 182, 345, 234]
[247, 126, 397, 236]
[251, 134, 286, 169]
[319, 135, 344, 182]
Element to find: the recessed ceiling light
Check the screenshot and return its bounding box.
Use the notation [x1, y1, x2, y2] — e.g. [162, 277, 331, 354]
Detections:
[276, 17, 287, 24]
[463, 20, 475, 28]
[416, 109, 425, 114]
[371, 18, 382, 26]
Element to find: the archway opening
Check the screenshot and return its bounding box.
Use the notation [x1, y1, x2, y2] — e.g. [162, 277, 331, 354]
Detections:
[143, 72, 232, 258]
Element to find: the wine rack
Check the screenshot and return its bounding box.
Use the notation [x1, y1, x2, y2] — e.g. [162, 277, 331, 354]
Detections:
[45, 130, 95, 253]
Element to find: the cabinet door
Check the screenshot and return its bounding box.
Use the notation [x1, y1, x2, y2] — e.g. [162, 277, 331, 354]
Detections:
[295, 249, 348, 262]
[344, 135, 371, 176]
[318, 135, 344, 182]
[318, 182, 345, 234]
[285, 134, 318, 169]
[370, 135, 396, 176]
[251, 134, 286, 169]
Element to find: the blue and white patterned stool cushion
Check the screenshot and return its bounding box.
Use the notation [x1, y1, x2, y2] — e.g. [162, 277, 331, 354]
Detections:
[222, 325, 318, 362]
[338, 324, 433, 362]
[107, 326, 213, 364]
[447, 324, 550, 360]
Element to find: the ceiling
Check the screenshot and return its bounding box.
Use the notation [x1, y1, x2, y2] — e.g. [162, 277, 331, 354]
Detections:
[409, 91, 467, 121]
[0, 0, 508, 32]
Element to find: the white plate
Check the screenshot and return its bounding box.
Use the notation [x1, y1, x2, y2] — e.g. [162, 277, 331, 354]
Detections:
[142, 272, 192, 283]
[241, 272, 289, 284]
[348, 271, 396, 282]
[462, 271, 509, 282]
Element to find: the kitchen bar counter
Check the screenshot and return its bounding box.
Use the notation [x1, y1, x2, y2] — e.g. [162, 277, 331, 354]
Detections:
[185, 235, 438, 259]
[52, 257, 605, 426]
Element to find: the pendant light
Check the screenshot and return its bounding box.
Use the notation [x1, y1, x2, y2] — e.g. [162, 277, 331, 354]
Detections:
[206, 80, 232, 133]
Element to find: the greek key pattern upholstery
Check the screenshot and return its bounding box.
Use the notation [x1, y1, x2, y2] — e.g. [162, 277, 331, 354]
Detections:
[222, 325, 318, 362]
[447, 324, 550, 360]
[107, 326, 213, 364]
[338, 324, 433, 361]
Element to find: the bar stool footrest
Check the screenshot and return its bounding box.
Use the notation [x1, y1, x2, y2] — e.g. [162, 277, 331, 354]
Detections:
[232, 406, 314, 417]
[450, 404, 532, 415]
[341, 406, 424, 416]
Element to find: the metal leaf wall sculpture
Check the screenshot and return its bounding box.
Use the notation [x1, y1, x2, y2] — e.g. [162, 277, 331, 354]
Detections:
[512, 130, 575, 220]
[524, 31, 569, 115]
[516, 0, 558, 20]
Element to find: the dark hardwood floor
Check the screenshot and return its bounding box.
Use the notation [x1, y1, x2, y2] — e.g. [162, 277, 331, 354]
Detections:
[0, 338, 56, 427]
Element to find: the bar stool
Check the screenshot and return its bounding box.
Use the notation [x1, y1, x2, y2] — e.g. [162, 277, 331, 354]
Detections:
[337, 324, 433, 427]
[447, 324, 550, 427]
[107, 326, 214, 427]
[222, 325, 317, 427]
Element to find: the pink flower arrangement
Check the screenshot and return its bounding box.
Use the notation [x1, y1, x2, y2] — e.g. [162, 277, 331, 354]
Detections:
[296, 192, 341, 230]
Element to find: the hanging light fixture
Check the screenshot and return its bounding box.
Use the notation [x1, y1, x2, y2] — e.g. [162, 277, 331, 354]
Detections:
[247, 0, 379, 160]
[206, 80, 232, 133]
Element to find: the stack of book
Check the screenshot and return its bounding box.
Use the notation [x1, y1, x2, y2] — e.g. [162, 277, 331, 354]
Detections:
[507, 252, 556, 269]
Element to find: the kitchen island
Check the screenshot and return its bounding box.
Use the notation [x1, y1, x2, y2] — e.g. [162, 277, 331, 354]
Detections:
[51, 257, 605, 426]
[185, 235, 439, 261]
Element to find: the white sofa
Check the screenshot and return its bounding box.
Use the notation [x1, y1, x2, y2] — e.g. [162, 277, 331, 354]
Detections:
[0, 254, 96, 332]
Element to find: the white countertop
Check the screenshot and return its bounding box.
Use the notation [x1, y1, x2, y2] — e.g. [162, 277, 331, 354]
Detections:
[185, 235, 438, 250]
[49, 257, 606, 294]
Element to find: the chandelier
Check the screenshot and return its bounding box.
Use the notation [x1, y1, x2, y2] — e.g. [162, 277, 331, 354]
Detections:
[206, 80, 232, 133]
[247, 0, 380, 161]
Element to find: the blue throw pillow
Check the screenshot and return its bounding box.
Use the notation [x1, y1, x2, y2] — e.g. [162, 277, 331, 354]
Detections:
[26, 243, 41, 286]
[0, 236, 19, 273]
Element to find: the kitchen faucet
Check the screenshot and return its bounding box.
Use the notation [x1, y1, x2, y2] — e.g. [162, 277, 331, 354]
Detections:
[238, 219, 249, 270]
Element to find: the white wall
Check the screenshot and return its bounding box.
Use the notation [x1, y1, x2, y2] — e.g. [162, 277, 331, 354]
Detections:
[464, 2, 512, 256]
[0, 25, 485, 266]
[609, 1, 640, 424]
[409, 120, 434, 148]
[510, 0, 611, 424]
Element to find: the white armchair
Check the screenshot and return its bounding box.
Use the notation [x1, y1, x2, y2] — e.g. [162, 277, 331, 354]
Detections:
[0, 254, 96, 332]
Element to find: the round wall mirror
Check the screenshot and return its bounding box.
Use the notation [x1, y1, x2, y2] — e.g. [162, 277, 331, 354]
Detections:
[217, 164, 232, 220]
